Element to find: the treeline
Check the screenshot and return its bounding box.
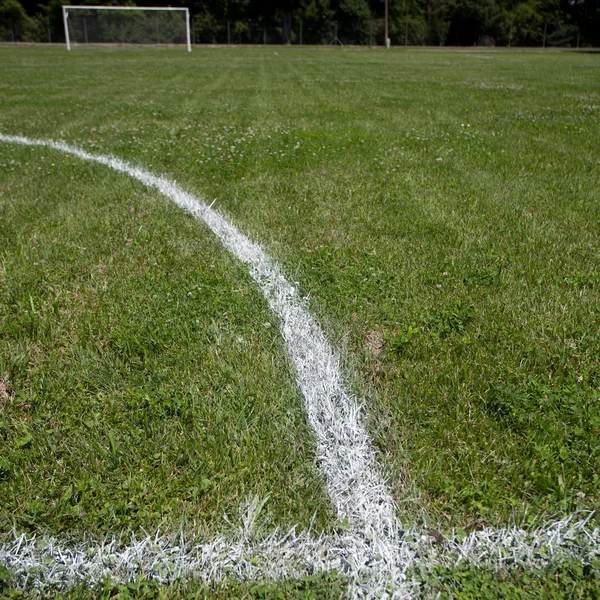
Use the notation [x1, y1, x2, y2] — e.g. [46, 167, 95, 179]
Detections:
[1, 0, 598, 46]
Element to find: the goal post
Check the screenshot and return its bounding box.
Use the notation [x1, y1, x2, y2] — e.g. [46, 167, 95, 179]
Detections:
[62, 5, 191, 52]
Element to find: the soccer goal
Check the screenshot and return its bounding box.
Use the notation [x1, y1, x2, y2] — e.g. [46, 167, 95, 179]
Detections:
[62, 6, 191, 52]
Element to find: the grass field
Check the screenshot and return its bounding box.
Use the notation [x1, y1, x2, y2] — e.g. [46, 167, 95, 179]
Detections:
[1, 46, 599, 596]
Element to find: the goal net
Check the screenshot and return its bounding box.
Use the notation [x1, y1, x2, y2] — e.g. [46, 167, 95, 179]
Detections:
[62, 6, 191, 51]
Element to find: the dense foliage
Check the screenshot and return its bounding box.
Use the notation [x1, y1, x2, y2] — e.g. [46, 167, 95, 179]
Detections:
[0, 0, 598, 46]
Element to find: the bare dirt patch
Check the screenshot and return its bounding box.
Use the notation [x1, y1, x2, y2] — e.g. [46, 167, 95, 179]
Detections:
[365, 330, 384, 357]
[0, 376, 15, 409]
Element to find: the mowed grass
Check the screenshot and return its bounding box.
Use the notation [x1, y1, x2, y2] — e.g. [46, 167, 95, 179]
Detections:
[0, 143, 333, 537]
[0, 46, 599, 537]
[5, 559, 600, 600]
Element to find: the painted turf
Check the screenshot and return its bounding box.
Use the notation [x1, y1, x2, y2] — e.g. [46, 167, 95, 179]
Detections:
[0, 134, 598, 598]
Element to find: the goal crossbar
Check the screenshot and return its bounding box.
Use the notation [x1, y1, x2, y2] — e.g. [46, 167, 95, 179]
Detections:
[62, 5, 191, 52]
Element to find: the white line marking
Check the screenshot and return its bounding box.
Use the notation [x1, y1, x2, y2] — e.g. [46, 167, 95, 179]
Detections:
[1, 135, 598, 597]
[1, 512, 598, 597]
[0, 133, 397, 535]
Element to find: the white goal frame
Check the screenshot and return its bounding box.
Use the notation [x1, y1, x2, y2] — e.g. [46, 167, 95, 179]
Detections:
[62, 5, 191, 52]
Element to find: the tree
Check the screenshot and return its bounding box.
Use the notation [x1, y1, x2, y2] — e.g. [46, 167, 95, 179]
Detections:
[506, 0, 562, 45]
[0, 0, 33, 40]
[389, 0, 428, 45]
[447, 0, 503, 45]
[2, 0, 599, 46]
[261, 0, 300, 44]
[426, 0, 456, 45]
[562, 0, 600, 45]
[299, 0, 335, 44]
[336, 0, 373, 44]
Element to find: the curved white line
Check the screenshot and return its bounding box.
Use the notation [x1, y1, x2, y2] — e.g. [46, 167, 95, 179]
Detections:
[2, 135, 599, 597]
[0, 133, 398, 542]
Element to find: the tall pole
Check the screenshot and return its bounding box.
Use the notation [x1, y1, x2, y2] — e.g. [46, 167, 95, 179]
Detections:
[385, 0, 390, 48]
[63, 6, 70, 51]
[185, 8, 191, 52]
[300, 19, 303, 45]
[543, 22, 547, 48]
[83, 17, 88, 44]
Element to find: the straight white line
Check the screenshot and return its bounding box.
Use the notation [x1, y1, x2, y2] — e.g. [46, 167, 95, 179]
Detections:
[1, 513, 598, 597]
[0, 133, 398, 541]
[64, 5, 188, 11]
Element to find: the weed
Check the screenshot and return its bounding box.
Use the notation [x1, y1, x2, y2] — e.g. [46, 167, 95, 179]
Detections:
[386, 326, 420, 356]
[423, 302, 475, 338]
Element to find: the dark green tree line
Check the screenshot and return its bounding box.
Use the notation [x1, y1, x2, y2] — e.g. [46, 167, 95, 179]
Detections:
[1, 0, 598, 46]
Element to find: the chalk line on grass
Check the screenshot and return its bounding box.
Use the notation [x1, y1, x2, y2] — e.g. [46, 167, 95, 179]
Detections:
[2, 511, 599, 597]
[1, 134, 599, 598]
[0, 133, 397, 540]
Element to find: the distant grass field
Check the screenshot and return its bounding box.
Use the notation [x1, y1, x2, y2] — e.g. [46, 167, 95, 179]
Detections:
[1, 44, 599, 559]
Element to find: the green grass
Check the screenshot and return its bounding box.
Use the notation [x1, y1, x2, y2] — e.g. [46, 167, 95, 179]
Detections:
[0, 143, 333, 537]
[1, 45, 599, 545]
[3, 562, 599, 600]
[0, 571, 351, 599]
[413, 557, 600, 599]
